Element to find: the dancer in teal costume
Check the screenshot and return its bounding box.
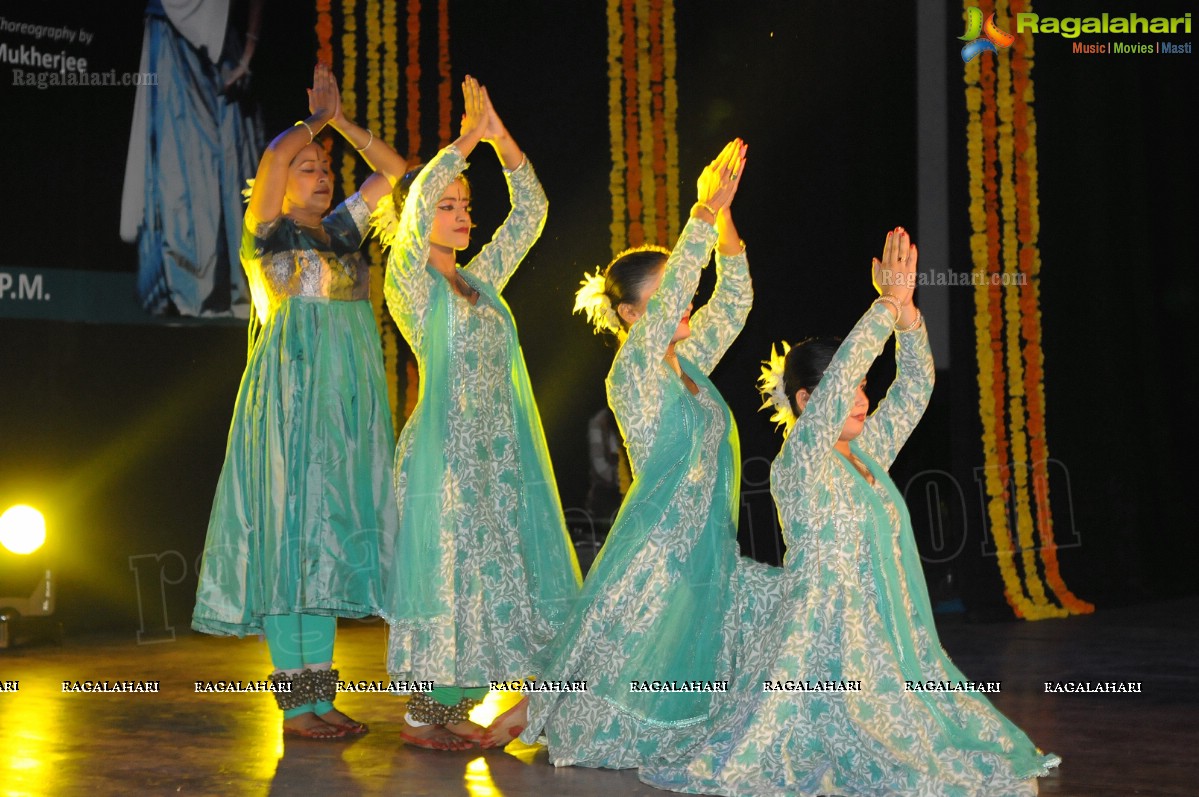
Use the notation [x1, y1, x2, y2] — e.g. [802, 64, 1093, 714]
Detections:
[484, 140, 782, 765]
[642, 228, 1059, 796]
[193, 65, 406, 739]
[372, 77, 581, 750]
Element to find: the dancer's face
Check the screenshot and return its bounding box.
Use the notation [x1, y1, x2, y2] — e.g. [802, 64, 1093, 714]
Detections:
[840, 381, 869, 441]
[430, 178, 472, 251]
[617, 266, 693, 343]
[286, 144, 334, 213]
[794, 379, 869, 441]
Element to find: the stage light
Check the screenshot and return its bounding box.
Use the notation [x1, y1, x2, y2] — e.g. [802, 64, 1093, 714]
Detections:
[0, 505, 46, 555]
[0, 504, 57, 649]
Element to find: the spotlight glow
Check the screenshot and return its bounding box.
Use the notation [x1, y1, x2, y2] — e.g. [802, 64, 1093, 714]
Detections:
[0, 505, 46, 555]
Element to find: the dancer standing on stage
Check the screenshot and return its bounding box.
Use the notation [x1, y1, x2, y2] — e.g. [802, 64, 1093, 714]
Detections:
[643, 228, 1059, 795]
[193, 64, 406, 739]
[484, 140, 781, 765]
[373, 76, 581, 751]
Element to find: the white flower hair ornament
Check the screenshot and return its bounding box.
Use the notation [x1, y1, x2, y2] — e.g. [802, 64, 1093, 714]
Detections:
[241, 178, 255, 204]
[573, 268, 623, 336]
[758, 341, 796, 432]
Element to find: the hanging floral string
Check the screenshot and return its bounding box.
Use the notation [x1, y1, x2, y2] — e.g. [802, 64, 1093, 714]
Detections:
[606, 0, 628, 253]
[340, 0, 358, 202]
[437, 0, 452, 148]
[608, 0, 678, 254]
[963, 0, 1091, 619]
[1010, 0, 1094, 615]
[405, 0, 422, 159]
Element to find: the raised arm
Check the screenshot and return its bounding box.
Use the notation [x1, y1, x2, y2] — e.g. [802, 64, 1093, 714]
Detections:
[782, 227, 917, 476]
[380, 77, 492, 347]
[608, 140, 745, 460]
[333, 115, 406, 212]
[857, 233, 932, 467]
[465, 94, 547, 292]
[246, 63, 338, 226]
[857, 323, 934, 469]
[783, 304, 896, 474]
[380, 147, 464, 348]
[677, 206, 752, 375]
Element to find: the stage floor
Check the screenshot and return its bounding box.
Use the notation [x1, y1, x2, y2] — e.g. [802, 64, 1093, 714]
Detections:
[1, 597, 1195, 796]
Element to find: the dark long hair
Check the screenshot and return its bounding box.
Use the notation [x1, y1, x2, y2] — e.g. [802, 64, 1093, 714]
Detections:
[784, 337, 842, 415]
[603, 245, 670, 332]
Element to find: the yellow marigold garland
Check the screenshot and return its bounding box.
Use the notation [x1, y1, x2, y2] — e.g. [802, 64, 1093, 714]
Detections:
[607, 0, 628, 253]
[661, 0, 679, 243]
[607, 0, 679, 255]
[340, 0, 358, 202]
[965, 0, 1091, 618]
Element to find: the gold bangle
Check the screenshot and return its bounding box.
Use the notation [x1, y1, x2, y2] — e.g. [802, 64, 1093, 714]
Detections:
[695, 201, 717, 218]
[874, 295, 902, 322]
[295, 119, 315, 143]
[896, 308, 923, 333]
[354, 128, 373, 152]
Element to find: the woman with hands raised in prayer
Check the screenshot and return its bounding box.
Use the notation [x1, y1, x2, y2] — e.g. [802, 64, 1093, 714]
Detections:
[483, 140, 782, 767]
[193, 63, 407, 740]
[371, 76, 581, 750]
[643, 229, 1059, 796]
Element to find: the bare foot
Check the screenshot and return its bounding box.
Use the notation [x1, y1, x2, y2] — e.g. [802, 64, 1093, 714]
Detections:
[445, 718, 486, 742]
[283, 711, 345, 739]
[318, 706, 368, 735]
[481, 697, 527, 748]
[400, 723, 476, 751]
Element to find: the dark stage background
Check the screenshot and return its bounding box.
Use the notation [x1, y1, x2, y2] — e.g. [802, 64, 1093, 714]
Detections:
[0, 1, 1193, 640]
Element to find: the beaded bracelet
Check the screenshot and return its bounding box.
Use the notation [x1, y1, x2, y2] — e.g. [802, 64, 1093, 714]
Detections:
[874, 295, 902, 322]
[896, 308, 923, 333]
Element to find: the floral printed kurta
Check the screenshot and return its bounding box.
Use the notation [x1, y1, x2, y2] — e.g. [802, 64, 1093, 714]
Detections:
[523, 218, 782, 769]
[376, 146, 581, 686]
[642, 304, 1059, 796]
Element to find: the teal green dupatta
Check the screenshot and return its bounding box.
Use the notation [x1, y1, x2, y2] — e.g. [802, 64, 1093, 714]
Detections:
[537, 356, 741, 727]
[385, 267, 581, 629]
[848, 445, 1054, 777]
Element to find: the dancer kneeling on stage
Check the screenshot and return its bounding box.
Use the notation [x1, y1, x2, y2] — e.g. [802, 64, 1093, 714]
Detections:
[483, 140, 782, 765]
[642, 227, 1060, 796]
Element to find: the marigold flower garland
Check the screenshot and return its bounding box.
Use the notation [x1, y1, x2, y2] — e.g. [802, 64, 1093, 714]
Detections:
[1010, 0, 1093, 614]
[607, 0, 679, 255]
[964, 0, 1091, 618]
[967, 30, 1032, 618]
[606, 0, 628, 253]
[340, 0, 358, 202]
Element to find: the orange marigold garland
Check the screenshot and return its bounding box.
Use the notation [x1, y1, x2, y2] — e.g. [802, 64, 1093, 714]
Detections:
[437, 0, 452, 146]
[964, 0, 1091, 618]
[405, 0, 422, 159]
[608, 0, 679, 254]
[607, 0, 628, 253]
[967, 25, 1032, 617]
[1010, 0, 1093, 614]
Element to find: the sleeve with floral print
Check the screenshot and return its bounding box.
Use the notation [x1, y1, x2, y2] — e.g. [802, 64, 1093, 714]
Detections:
[857, 321, 934, 469]
[607, 217, 717, 469]
[781, 303, 895, 483]
[676, 248, 752, 376]
[465, 158, 548, 293]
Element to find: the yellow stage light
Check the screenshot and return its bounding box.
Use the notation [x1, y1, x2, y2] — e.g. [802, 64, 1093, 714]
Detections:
[0, 505, 46, 555]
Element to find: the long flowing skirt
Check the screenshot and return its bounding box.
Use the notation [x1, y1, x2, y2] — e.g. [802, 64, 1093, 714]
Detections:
[193, 298, 398, 635]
